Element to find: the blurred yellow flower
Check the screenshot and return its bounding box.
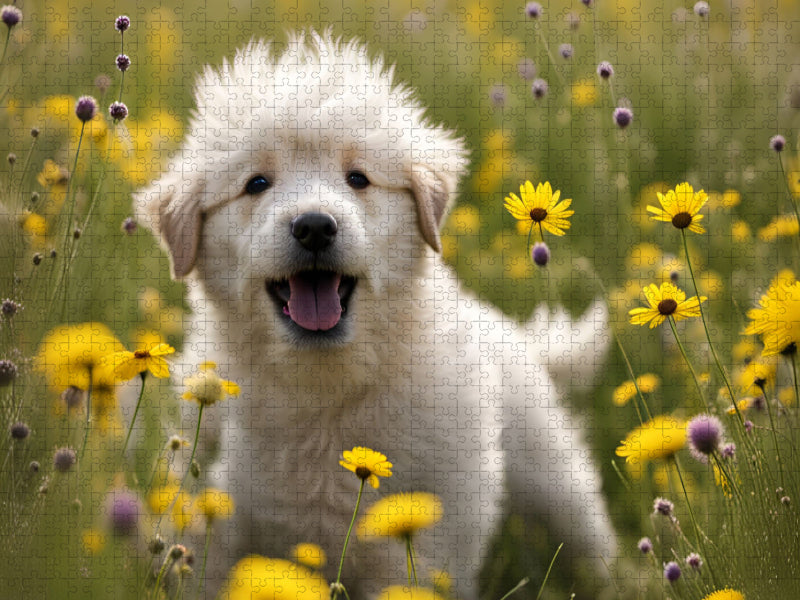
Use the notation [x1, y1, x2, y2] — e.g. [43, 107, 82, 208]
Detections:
[81, 528, 107, 555]
[647, 182, 708, 234]
[182, 362, 240, 406]
[195, 488, 235, 524]
[629, 282, 706, 329]
[625, 243, 662, 272]
[221, 556, 330, 600]
[22, 212, 47, 247]
[358, 492, 443, 540]
[339, 447, 392, 489]
[726, 398, 754, 416]
[732, 338, 757, 363]
[289, 543, 326, 570]
[35, 322, 125, 391]
[571, 78, 598, 106]
[757, 214, 799, 241]
[701, 590, 745, 600]
[778, 386, 796, 408]
[612, 373, 661, 407]
[109, 343, 175, 381]
[721, 189, 741, 208]
[616, 415, 687, 478]
[378, 587, 444, 600]
[736, 357, 777, 392]
[730, 220, 751, 243]
[445, 205, 480, 235]
[744, 272, 800, 356]
[504, 181, 574, 237]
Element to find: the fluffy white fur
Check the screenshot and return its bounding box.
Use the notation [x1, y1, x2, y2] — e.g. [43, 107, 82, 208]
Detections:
[138, 31, 616, 598]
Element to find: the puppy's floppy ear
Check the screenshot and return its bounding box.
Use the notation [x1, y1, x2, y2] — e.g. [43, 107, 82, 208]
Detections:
[136, 168, 204, 279]
[410, 164, 461, 253]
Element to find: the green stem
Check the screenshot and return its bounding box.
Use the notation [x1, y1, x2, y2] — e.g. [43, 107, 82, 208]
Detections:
[196, 521, 213, 598]
[681, 230, 744, 422]
[79, 366, 94, 459]
[404, 535, 418, 587]
[791, 352, 800, 412]
[533, 24, 565, 87]
[667, 316, 708, 410]
[333, 478, 366, 599]
[776, 154, 800, 238]
[499, 577, 530, 600]
[152, 554, 174, 599]
[534, 543, 563, 600]
[757, 381, 786, 489]
[121, 372, 148, 458]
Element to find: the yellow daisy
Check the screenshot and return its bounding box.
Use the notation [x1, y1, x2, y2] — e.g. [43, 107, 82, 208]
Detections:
[629, 282, 706, 329]
[612, 373, 661, 407]
[109, 343, 175, 381]
[701, 589, 744, 600]
[220, 556, 330, 600]
[195, 488, 235, 524]
[647, 182, 708, 233]
[744, 272, 800, 356]
[503, 180, 574, 236]
[182, 361, 240, 406]
[35, 322, 126, 391]
[358, 492, 443, 540]
[735, 357, 777, 392]
[289, 543, 327, 570]
[615, 415, 687, 478]
[377, 586, 445, 600]
[339, 447, 392, 489]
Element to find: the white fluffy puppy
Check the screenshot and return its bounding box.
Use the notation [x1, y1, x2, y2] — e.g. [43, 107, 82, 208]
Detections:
[138, 31, 616, 598]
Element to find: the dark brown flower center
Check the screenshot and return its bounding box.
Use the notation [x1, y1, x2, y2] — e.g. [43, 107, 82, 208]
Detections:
[134, 350, 150, 359]
[355, 466, 372, 480]
[529, 208, 548, 222]
[671, 212, 692, 229]
[657, 298, 678, 315]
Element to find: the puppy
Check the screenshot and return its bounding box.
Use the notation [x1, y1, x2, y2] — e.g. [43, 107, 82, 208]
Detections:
[138, 31, 616, 598]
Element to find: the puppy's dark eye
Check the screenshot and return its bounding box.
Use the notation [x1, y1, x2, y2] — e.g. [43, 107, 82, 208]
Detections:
[346, 170, 370, 190]
[245, 175, 272, 195]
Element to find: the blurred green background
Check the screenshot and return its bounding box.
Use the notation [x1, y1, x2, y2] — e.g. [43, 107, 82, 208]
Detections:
[1, 0, 800, 598]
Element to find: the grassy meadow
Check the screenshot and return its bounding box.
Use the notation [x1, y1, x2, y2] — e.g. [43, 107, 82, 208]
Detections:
[1, 0, 799, 598]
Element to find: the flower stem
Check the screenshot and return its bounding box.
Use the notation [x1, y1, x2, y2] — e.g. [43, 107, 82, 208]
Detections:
[757, 381, 786, 488]
[79, 366, 94, 459]
[196, 521, 213, 598]
[667, 316, 708, 410]
[152, 554, 174, 599]
[121, 372, 148, 458]
[534, 543, 563, 600]
[404, 535, 418, 586]
[333, 478, 365, 599]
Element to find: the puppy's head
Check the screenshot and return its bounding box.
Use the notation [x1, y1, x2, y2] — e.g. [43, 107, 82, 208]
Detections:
[137, 31, 468, 347]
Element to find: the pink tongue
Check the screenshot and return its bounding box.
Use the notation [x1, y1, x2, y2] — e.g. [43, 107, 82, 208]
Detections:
[286, 272, 343, 331]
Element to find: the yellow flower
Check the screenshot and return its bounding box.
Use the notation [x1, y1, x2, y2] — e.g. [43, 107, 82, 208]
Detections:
[109, 343, 175, 381]
[358, 492, 443, 540]
[615, 415, 687, 479]
[726, 398, 754, 416]
[647, 182, 708, 233]
[735, 357, 777, 392]
[81, 528, 107, 555]
[743, 272, 800, 356]
[701, 590, 745, 600]
[757, 214, 799, 241]
[571, 78, 598, 107]
[612, 374, 661, 407]
[35, 322, 126, 391]
[22, 212, 48, 247]
[220, 556, 330, 600]
[182, 362, 240, 406]
[289, 543, 326, 570]
[195, 488, 235, 524]
[147, 482, 179, 515]
[731, 220, 751, 243]
[339, 447, 392, 489]
[503, 180, 574, 236]
[378, 587, 445, 600]
[628, 282, 706, 329]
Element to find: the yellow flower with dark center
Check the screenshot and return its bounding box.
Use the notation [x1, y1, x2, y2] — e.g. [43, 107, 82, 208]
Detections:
[339, 447, 392, 489]
[701, 590, 744, 600]
[220, 556, 330, 600]
[358, 492, 443, 540]
[289, 543, 326, 570]
[182, 361, 240, 406]
[735, 357, 777, 392]
[615, 415, 687, 479]
[195, 488, 235, 524]
[757, 214, 799, 241]
[647, 182, 708, 233]
[109, 343, 175, 381]
[377, 586, 445, 600]
[612, 373, 661, 406]
[504, 180, 574, 236]
[744, 272, 800, 356]
[628, 282, 706, 329]
[35, 322, 126, 391]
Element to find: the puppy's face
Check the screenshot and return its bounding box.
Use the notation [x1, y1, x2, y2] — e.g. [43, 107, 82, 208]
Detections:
[137, 33, 468, 349]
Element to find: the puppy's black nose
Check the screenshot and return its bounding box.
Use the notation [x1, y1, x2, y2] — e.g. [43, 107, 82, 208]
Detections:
[291, 212, 338, 252]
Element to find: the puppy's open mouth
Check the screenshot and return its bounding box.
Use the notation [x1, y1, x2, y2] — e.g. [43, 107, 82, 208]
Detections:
[266, 271, 357, 332]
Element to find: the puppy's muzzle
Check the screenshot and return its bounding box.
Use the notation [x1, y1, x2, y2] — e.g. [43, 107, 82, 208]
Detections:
[291, 212, 338, 252]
